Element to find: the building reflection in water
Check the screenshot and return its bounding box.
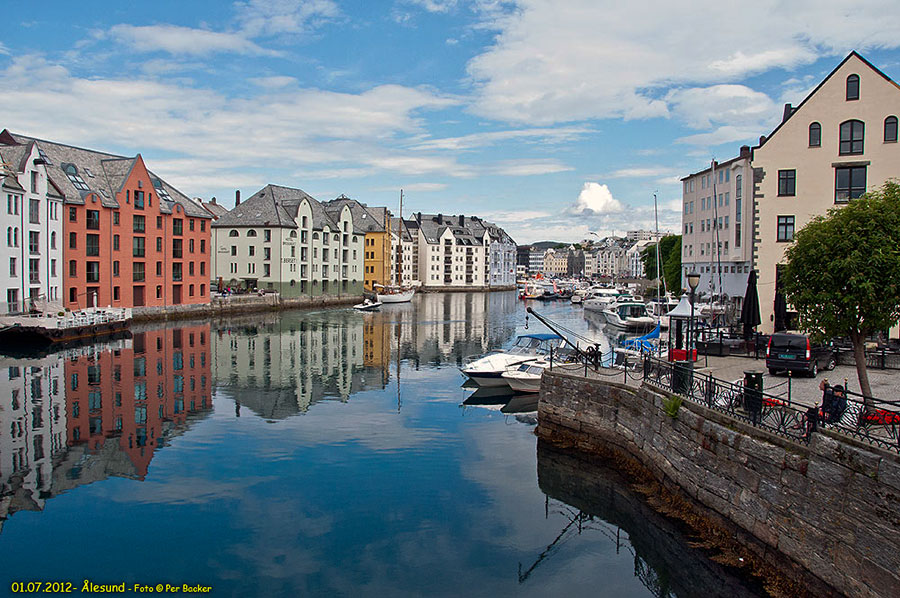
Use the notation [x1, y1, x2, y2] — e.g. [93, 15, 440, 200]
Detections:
[0, 324, 212, 531]
[213, 291, 518, 419]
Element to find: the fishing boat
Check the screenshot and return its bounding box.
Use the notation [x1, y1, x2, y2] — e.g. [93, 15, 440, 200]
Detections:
[460, 333, 563, 387]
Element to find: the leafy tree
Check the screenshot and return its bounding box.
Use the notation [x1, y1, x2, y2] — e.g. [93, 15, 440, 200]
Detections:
[782, 181, 900, 400]
[641, 235, 682, 294]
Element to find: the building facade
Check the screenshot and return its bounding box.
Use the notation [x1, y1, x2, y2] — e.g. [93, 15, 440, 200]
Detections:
[753, 52, 900, 333]
[323, 197, 391, 292]
[681, 149, 754, 301]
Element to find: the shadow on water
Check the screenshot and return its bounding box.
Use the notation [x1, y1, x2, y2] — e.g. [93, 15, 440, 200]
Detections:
[535, 442, 767, 598]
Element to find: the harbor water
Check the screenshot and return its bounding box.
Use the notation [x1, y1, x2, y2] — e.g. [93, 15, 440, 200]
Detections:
[0, 292, 764, 597]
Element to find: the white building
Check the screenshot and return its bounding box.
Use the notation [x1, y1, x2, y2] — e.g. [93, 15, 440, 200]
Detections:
[626, 239, 655, 279]
[0, 134, 64, 313]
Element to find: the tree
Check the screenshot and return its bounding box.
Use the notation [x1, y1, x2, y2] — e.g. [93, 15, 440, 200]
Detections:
[782, 181, 900, 400]
[641, 235, 682, 295]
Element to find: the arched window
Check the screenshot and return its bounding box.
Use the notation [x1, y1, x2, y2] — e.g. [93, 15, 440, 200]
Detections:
[229, 230, 239, 237]
[289, 230, 297, 238]
[13, 227, 18, 247]
[6, 227, 11, 247]
[247, 230, 257, 237]
[885, 116, 898, 143]
[51, 231, 56, 250]
[301, 216, 308, 228]
[846, 74, 859, 100]
[808, 122, 821, 147]
[313, 232, 319, 240]
[839, 120, 864, 155]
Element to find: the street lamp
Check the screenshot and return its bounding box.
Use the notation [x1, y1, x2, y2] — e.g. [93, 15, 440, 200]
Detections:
[687, 272, 701, 361]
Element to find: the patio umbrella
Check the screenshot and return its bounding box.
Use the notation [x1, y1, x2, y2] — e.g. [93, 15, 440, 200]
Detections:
[773, 291, 788, 332]
[740, 270, 761, 340]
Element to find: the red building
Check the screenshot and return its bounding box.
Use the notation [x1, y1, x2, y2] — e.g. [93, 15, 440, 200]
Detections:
[5, 131, 212, 309]
[64, 324, 212, 478]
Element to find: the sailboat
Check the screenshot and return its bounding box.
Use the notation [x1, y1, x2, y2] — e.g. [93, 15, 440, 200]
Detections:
[377, 189, 416, 304]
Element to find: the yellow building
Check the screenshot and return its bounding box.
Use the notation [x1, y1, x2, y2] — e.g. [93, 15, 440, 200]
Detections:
[324, 197, 392, 291]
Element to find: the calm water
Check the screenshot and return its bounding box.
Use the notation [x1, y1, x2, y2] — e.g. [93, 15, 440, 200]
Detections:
[0, 292, 763, 597]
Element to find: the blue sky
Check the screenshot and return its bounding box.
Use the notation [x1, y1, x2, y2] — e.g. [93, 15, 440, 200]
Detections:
[3, 0, 900, 243]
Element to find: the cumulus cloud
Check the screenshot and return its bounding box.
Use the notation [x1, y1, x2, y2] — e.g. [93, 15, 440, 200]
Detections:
[467, 0, 900, 126]
[108, 24, 278, 57]
[234, 0, 341, 37]
[571, 182, 623, 215]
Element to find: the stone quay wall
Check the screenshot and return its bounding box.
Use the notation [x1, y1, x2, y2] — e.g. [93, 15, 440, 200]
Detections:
[132, 294, 359, 322]
[537, 369, 900, 598]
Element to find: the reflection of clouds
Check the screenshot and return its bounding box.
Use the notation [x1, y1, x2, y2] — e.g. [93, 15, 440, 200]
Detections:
[108, 476, 275, 505]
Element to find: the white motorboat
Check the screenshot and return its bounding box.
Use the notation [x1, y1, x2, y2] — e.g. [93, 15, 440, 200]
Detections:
[645, 296, 679, 329]
[354, 298, 382, 311]
[501, 359, 550, 393]
[583, 288, 623, 312]
[461, 333, 563, 387]
[601, 301, 656, 330]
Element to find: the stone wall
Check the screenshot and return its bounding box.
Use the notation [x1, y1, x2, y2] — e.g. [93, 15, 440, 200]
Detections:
[133, 293, 359, 321]
[537, 369, 900, 598]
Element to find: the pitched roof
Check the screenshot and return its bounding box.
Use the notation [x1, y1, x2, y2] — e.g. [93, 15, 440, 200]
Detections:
[213, 183, 341, 231]
[0, 130, 210, 217]
[322, 196, 387, 234]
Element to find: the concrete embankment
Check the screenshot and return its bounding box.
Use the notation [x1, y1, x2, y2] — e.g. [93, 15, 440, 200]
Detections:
[537, 369, 900, 598]
[132, 294, 361, 322]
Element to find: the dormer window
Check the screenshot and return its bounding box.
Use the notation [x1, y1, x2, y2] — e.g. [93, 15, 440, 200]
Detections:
[846, 74, 859, 100]
[808, 122, 821, 147]
[63, 164, 90, 191]
[839, 120, 865, 155]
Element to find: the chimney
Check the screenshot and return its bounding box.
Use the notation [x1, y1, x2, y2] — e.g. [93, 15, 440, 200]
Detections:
[759, 135, 767, 146]
[416, 212, 422, 223]
[437, 213, 443, 224]
[739, 145, 750, 159]
[235, 190, 241, 206]
[782, 103, 793, 123]
[210, 196, 217, 204]
[459, 214, 464, 226]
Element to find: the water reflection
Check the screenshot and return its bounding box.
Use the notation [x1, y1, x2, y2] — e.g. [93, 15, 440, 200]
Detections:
[0, 325, 213, 530]
[536, 442, 762, 598]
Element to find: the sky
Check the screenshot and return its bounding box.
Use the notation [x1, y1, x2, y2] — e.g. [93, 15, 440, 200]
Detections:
[2, 1, 899, 244]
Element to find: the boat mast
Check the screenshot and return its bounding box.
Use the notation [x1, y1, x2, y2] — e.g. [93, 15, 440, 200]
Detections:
[653, 191, 665, 298]
[396, 189, 403, 287]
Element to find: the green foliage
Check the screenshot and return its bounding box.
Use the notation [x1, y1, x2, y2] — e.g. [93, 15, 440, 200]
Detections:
[782, 181, 900, 339]
[641, 235, 682, 292]
[662, 395, 683, 419]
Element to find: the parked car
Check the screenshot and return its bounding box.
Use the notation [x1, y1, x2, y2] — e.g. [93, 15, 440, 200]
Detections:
[766, 333, 836, 377]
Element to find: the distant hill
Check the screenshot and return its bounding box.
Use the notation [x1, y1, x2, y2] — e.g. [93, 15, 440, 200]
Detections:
[528, 241, 565, 249]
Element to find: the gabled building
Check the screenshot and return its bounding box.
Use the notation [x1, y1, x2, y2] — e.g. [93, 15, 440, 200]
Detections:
[211, 184, 364, 297]
[0, 134, 64, 313]
[390, 217, 418, 287]
[415, 213, 489, 288]
[752, 52, 900, 332]
[322, 196, 391, 291]
[2, 131, 211, 310]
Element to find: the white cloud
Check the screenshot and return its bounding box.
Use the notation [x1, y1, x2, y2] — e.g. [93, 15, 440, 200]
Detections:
[249, 75, 298, 88]
[234, 0, 341, 37]
[410, 126, 591, 151]
[606, 167, 678, 179]
[488, 159, 573, 176]
[571, 182, 623, 215]
[467, 0, 900, 126]
[406, 0, 459, 12]
[666, 84, 778, 131]
[397, 182, 448, 192]
[108, 24, 278, 57]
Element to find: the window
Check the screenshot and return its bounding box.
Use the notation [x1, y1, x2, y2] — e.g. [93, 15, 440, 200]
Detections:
[839, 120, 864, 155]
[735, 223, 742, 248]
[173, 219, 183, 235]
[885, 116, 898, 143]
[86, 262, 100, 283]
[248, 246, 255, 256]
[189, 239, 194, 253]
[113, 234, 120, 251]
[29, 259, 39, 284]
[200, 220, 206, 232]
[69, 260, 77, 277]
[113, 211, 120, 225]
[69, 232, 77, 249]
[28, 231, 39, 254]
[200, 262, 205, 276]
[173, 238, 182, 258]
[229, 230, 239, 237]
[9, 257, 16, 277]
[189, 261, 194, 276]
[86, 234, 100, 256]
[156, 261, 162, 276]
[189, 219, 195, 231]
[51, 231, 56, 250]
[86, 210, 100, 230]
[133, 262, 145, 282]
[156, 237, 162, 252]
[777, 216, 795, 242]
[113, 261, 120, 277]
[29, 199, 40, 224]
[264, 230, 271, 242]
[133, 215, 145, 233]
[172, 263, 182, 281]
[230, 246, 237, 256]
[133, 236, 145, 258]
[809, 122, 821, 147]
[247, 229, 257, 237]
[134, 190, 144, 209]
[835, 166, 867, 203]
[200, 240, 205, 253]
[157, 216, 163, 230]
[778, 170, 796, 196]
[846, 74, 859, 100]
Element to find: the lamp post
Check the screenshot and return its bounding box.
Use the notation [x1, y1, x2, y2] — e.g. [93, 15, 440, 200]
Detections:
[687, 272, 700, 362]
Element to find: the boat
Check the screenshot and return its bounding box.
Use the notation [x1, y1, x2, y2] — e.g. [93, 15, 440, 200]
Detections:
[601, 301, 656, 330]
[353, 298, 382, 311]
[460, 333, 563, 387]
[620, 322, 663, 354]
[645, 296, 679, 329]
[375, 285, 414, 304]
[501, 358, 550, 393]
[583, 288, 623, 312]
[0, 307, 132, 350]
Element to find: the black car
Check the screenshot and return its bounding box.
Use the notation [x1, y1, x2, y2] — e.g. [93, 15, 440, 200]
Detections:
[766, 333, 836, 377]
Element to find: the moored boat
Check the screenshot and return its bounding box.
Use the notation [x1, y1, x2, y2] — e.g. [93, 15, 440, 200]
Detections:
[460, 333, 563, 387]
[501, 358, 550, 393]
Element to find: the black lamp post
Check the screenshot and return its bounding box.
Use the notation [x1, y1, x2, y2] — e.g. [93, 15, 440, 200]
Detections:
[687, 272, 700, 361]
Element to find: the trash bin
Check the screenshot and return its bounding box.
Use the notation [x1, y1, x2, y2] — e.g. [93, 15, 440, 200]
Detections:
[743, 370, 763, 423]
[673, 360, 694, 394]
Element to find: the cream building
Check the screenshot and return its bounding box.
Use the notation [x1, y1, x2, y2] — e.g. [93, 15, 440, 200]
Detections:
[542, 248, 568, 276]
[753, 52, 900, 333]
[681, 149, 755, 302]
